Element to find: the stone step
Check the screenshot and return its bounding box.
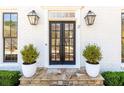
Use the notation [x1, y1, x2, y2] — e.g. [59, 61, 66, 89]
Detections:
[20, 81, 103, 86]
[20, 77, 104, 86]
[20, 67, 104, 86]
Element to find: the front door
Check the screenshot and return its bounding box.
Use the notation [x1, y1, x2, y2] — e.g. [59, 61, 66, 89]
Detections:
[49, 21, 75, 65]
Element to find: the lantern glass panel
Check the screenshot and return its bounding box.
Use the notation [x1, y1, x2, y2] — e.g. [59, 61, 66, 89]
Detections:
[28, 16, 35, 25]
[35, 16, 39, 24]
[88, 16, 93, 25]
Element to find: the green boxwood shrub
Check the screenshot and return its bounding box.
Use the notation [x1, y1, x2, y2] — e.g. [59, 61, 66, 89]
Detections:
[102, 72, 124, 86]
[0, 70, 21, 86]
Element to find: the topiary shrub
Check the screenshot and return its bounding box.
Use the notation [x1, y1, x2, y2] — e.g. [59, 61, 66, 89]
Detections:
[0, 70, 21, 86]
[21, 44, 40, 64]
[82, 44, 102, 64]
[102, 72, 124, 86]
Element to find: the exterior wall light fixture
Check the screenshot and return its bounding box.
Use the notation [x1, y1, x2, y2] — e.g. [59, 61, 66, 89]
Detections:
[27, 10, 40, 25]
[84, 10, 96, 25]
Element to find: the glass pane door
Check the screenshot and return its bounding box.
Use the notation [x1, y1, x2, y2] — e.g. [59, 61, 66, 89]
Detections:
[50, 23, 61, 63]
[49, 21, 75, 65]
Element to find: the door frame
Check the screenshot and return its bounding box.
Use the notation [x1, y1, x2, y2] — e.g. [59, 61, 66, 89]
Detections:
[49, 21, 76, 65]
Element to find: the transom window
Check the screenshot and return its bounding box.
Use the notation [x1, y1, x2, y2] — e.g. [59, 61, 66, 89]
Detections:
[48, 11, 75, 19]
[3, 13, 18, 62]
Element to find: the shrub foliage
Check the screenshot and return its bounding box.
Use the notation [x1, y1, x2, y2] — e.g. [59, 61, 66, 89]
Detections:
[0, 70, 21, 86]
[102, 72, 124, 86]
[21, 44, 40, 64]
[82, 44, 102, 64]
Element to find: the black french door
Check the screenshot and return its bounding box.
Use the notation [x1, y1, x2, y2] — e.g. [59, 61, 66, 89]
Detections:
[49, 21, 75, 65]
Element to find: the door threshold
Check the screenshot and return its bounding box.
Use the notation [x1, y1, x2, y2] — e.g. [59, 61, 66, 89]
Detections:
[48, 65, 80, 68]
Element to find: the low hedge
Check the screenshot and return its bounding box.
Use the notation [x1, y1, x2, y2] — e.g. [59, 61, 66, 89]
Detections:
[0, 70, 21, 86]
[102, 72, 124, 86]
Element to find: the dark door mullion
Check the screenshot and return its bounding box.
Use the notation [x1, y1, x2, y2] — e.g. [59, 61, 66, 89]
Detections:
[73, 22, 76, 63]
[69, 23, 70, 61]
[60, 22, 63, 64]
[62, 22, 65, 65]
[49, 22, 53, 64]
[49, 22, 51, 64]
[55, 23, 56, 61]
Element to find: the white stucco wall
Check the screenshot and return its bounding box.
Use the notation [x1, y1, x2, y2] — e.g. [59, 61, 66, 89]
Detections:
[0, 6, 123, 72]
[81, 7, 122, 72]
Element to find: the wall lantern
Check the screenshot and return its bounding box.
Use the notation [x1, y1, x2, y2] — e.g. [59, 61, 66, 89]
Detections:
[27, 10, 40, 25]
[84, 10, 96, 25]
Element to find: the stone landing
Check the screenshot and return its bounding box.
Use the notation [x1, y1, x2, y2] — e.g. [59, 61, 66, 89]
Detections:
[19, 67, 104, 86]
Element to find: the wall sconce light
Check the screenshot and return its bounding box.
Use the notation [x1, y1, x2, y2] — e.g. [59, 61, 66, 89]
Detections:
[84, 10, 96, 25]
[27, 10, 40, 25]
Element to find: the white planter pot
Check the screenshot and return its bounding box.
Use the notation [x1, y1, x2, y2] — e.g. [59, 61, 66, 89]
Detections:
[22, 62, 37, 77]
[85, 62, 100, 77]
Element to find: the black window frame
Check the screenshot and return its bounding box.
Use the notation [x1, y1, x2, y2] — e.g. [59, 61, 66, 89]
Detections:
[3, 12, 18, 62]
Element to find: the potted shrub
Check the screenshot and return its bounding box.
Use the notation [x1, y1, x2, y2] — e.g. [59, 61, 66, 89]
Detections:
[82, 44, 102, 77]
[21, 44, 39, 77]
